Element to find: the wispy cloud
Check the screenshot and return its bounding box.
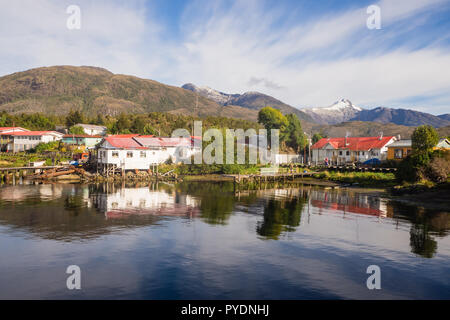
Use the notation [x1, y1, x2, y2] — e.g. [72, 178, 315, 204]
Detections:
[0, 0, 449, 114]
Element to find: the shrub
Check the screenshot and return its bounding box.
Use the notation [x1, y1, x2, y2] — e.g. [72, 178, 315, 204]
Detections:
[427, 157, 450, 183]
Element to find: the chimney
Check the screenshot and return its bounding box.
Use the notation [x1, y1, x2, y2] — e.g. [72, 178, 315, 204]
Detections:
[379, 131, 383, 140]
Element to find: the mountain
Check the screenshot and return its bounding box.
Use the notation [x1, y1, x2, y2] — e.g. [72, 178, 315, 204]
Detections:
[438, 114, 450, 121]
[302, 99, 450, 128]
[351, 107, 450, 128]
[181, 83, 314, 122]
[0, 66, 259, 120]
[301, 99, 362, 124]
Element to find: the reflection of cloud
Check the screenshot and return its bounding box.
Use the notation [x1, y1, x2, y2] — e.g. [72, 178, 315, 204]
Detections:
[248, 77, 283, 90]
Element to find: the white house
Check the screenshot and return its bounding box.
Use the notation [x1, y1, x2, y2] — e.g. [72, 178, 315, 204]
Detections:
[311, 135, 396, 165]
[75, 124, 107, 136]
[97, 135, 201, 171]
[0, 127, 29, 134]
[0, 131, 64, 152]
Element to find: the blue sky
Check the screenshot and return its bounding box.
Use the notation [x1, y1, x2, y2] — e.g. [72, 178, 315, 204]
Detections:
[1, 0, 450, 114]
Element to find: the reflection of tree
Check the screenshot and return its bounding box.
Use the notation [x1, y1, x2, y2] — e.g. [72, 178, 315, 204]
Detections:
[257, 197, 306, 240]
[389, 201, 450, 259]
[410, 224, 437, 258]
[176, 181, 235, 225]
[64, 195, 85, 216]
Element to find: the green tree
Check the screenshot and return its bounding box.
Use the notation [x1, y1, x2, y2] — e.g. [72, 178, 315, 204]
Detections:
[258, 107, 288, 144]
[69, 125, 85, 135]
[284, 114, 306, 152]
[412, 125, 439, 154]
[112, 113, 131, 133]
[143, 124, 158, 135]
[65, 110, 84, 128]
[312, 132, 325, 145]
[131, 116, 146, 134]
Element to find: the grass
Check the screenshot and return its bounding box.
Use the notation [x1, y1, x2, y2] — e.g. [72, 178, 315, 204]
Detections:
[312, 170, 396, 187]
[0, 152, 71, 167]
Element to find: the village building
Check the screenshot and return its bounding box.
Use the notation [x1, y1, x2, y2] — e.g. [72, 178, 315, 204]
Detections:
[0, 127, 29, 134]
[62, 134, 103, 149]
[387, 138, 450, 160]
[435, 138, 450, 150]
[96, 135, 201, 171]
[74, 124, 107, 136]
[387, 140, 412, 160]
[0, 130, 64, 152]
[311, 135, 396, 165]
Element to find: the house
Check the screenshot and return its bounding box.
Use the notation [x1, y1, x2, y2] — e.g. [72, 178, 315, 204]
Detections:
[311, 135, 396, 165]
[435, 138, 450, 150]
[74, 124, 107, 136]
[0, 127, 29, 134]
[97, 135, 201, 171]
[387, 140, 412, 160]
[62, 134, 103, 149]
[387, 138, 450, 160]
[0, 131, 64, 152]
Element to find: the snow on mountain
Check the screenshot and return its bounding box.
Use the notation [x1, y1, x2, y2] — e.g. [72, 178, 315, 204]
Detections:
[302, 99, 362, 124]
[181, 83, 236, 105]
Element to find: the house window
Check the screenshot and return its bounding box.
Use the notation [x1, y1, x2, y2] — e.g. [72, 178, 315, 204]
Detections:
[346, 151, 350, 156]
[394, 149, 403, 159]
[140, 151, 146, 158]
[339, 151, 342, 156]
[127, 151, 133, 158]
[112, 151, 119, 158]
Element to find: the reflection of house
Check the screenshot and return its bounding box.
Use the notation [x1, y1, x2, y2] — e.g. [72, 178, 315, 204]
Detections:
[62, 135, 103, 149]
[311, 135, 396, 164]
[91, 188, 200, 219]
[0, 131, 64, 152]
[387, 140, 412, 160]
[309, 189, 388, 218]
[97, 135, 201, 170]
[74, 124, 107, 136]
[0, 184, 63, 201]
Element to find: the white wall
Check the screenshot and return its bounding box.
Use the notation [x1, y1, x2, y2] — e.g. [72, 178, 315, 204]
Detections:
[8, 134, 62, 152]
[98, 146, 201, 170]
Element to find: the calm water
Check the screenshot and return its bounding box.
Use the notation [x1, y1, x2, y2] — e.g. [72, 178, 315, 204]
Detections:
[0, 181, 449, 299]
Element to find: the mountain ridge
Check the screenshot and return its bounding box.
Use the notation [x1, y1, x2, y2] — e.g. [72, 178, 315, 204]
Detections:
[181, 83, 314, 123]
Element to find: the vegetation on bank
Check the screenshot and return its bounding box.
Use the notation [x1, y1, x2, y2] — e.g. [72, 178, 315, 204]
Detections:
[395, 125, 450, 189]
[0, 153, 71, 167]
[312, 171, 396, 187]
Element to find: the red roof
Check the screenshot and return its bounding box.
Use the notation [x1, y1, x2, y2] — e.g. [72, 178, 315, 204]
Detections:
[134, 137, 193, 148]
[103, 136, 147, 149]
[63, 134, 102, 138]
[0, 127, 29, 132]
[311, 136, 394, 151]
[107, 134, 139, 138]
[2, 131, 62, 136]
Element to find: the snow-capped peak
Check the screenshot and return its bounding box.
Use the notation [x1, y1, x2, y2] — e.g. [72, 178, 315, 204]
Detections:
[302, 99, 363, 124]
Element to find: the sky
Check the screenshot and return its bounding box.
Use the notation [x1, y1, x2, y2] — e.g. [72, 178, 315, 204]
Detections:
[0, 0, 450, 115]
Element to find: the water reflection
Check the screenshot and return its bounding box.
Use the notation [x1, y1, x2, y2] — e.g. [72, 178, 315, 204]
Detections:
[0, 182, 449, 257]
[91, 184, 200, 219]
[0, 181, 450, 299]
